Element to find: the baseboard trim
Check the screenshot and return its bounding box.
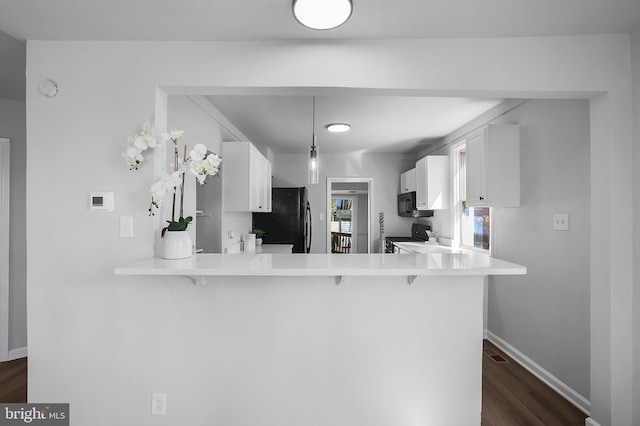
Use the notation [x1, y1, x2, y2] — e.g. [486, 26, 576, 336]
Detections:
[585, 417, 601, 426]
[7, 346, 27, 361]
[486, 331, 590, 415]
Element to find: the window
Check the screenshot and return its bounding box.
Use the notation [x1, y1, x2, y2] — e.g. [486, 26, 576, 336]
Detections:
[452, 142, 491, 252]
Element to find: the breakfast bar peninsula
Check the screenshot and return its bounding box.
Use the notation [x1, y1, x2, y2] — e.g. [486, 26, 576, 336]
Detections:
[115, 251, 525, 425]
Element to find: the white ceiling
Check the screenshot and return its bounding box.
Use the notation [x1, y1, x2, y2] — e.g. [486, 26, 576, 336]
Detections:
[1, 0, 639, 152]
[205, 94, 503, 154]
[1, 0, 639, 41]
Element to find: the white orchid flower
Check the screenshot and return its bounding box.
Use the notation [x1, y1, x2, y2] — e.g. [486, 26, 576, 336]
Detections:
[190, 144, 208, 161]
[206, 153, 221, 167]
[130, 127, 222, 218]
[137, 122, 161, 148]
[122, 147, 144, 169]
[126, 122, 164, 172]
[150, 172, 182, 205]
[133, 134, 149, 150]
[125, 146, 142, 159]
[202, 153, 221, 176]
[150, 180, 167, 202]
[190, 159, 205, 176]
[122, 153, 136, 168]
[203, 162, 217, 176]
[177, 158, 189, 173]
[162, 129, 184, 143]
[169, 129, 184, 139]
[169, 171, 183, 187]
[144, 133, 158, 148]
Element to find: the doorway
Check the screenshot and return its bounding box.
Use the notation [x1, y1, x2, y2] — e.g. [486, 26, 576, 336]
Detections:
[330, 196, 355, 253]
[326, 177, 373, 254]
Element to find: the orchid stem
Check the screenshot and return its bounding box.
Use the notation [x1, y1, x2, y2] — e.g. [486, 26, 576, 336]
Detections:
[171, 138, 178, 222]
[180, 145, 187, 218]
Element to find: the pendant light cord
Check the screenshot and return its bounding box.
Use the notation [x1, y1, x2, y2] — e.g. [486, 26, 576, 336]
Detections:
[312, 96, 316, 147]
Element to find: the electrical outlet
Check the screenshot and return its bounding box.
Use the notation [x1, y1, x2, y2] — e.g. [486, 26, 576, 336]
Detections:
[553, 214, 569, 231]
[151, 393, 166, 415]
[120, 216, 133, 238]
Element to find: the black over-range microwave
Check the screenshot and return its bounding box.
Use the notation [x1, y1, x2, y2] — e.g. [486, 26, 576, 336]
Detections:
[398, 192, 434, 217]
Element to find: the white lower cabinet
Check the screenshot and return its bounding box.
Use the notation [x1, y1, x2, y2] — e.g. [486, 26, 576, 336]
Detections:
[465, 124, 520, 208]
[222, 141, 272, 212]
[416, 155, 449, 210]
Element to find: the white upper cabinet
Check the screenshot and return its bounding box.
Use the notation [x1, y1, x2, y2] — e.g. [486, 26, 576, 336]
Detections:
[222, 141, 272, 212]
[416, 155, 449, 210]
[465, 124, 520, 208]
[400, 168, 417, 193]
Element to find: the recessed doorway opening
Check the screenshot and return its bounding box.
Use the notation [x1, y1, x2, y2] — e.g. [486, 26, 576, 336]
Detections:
[326, 177, 373, 254]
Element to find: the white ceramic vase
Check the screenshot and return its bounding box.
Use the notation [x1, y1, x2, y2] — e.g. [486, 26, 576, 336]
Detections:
[162, 230, 193, 259]
[256, 238, 263, 246]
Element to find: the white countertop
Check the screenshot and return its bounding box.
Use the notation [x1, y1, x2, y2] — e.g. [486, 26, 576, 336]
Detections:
[114, 252, 526, 278]
[392, 241, 458, 254]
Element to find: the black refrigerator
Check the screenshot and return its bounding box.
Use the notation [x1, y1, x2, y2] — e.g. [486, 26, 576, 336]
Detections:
[252, 187, 312, 253]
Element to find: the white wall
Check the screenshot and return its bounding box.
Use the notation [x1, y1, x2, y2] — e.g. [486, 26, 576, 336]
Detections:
[24, 36, 635, 425]
[490, 100, 590, 399]
[423, 99, 591, 405]
[631, 25, 640, 425]
[0, 98, 27, 358]
[272, 153, 416, 253]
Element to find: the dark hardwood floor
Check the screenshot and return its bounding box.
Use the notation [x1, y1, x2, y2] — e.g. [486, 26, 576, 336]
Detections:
[0, 357, 27, 403]
[0, 343, 587, 424]
[482, 340, 587, 425]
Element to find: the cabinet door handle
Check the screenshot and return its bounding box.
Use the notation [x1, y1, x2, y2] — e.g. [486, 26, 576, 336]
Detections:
[479, 196, 484, 201]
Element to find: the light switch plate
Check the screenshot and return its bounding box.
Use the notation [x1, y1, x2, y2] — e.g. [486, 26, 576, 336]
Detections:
[553, 214, 569, 231]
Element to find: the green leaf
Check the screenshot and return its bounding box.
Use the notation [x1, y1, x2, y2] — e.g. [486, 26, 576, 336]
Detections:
[161, 216, 194, 237]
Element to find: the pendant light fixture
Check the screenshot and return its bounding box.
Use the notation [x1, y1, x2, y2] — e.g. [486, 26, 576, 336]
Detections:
[308, 96, 319, 185]
[293, 0, 353, 31]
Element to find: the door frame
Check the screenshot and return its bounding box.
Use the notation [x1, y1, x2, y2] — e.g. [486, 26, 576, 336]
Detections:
[326, 177, 373, 254]
[0, 138, 10, 361]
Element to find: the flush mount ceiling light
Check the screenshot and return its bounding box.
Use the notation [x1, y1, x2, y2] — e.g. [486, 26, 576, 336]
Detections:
[293, 0, 353, 30]
[326, 123, 351, 133]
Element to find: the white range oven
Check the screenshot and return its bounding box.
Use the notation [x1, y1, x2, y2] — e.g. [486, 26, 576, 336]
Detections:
[384, 223, 431, 253]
